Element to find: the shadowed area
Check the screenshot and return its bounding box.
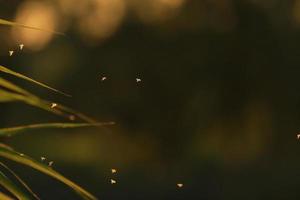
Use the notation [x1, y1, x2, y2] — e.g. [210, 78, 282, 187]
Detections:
[1, 0, 300, 199]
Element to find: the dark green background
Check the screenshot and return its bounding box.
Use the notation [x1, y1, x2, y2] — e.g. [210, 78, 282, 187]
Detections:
[1, 0, 300, 199]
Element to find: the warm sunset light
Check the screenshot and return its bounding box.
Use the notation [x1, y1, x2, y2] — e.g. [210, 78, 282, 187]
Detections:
[12, 1, 58, 50]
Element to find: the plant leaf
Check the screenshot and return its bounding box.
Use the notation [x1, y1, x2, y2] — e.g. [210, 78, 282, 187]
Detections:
[0, 77, 32, 96]
[0, 162, 40, 200]
[0, 19, 63, 35]
[0, 122, 114, 136]
[0, 191, 14, 200]
[0, 89, 20, 102]
[0, 88, 96, 122]
[0, 170, 31, 200]
[0, 65, 71, 97]
[0, 68, 97, 122]
[0, 88, 65, 116]
[0, 144, 97, 200]
[0, 78, 95, 123]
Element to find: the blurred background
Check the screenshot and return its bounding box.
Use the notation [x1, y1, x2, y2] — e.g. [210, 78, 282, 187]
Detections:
[1, 0, 300, 199]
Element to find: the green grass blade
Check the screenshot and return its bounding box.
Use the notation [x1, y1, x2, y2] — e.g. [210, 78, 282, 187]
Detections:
[0, 80, 95, 123]
[0, 122, 114, 136]
[0, 170, 31, 200]
[0, 19, 64, 35]
[0, 191, 14, 200]
[0, 88, 96, 122]
[54, 103, 98, 123]
[0, 66, 71, 97]
[0, 77, 32, 96]
[0, 162, 40, 200]
[0, 145, 97, 200]
[0, 89, 65, 116]
[0, 78, 70, 117]
[0, 89, 20, 102]
[0, 68, 97, 122]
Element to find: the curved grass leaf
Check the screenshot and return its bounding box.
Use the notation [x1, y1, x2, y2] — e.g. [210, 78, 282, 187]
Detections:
[0, 77, 32, 96]
[0, 145, 97, 200]
[0, 122, 114, 136]
[0, 19, 63, 35]
[54, 103, 97, 123]
[0, 66, 71, 97]
[0, 170, 31, 200]
[0, 88, 95, 123]
[0, 162, 40, 200]
[0, 89, 20, 102]
[0, 78, 96, 123]
[0, 78, 66, 116]
[0, 191, 13, 200]
[0, 89, 64, 116]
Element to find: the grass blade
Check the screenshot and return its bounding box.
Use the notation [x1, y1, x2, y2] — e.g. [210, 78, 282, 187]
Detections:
[0, 145, 97, 200]
[0, 89, 21, 102]
[0, 191, 14, 200]
[0, 170, 31, 200]
[0, 19, 63, 35]
[0, 77, 32, 96]
[0, 65, 71, 97]
[0, 88, 96, 122]
[0, 162, 40, 200]
[0, 89, 65, 116]
[0, 77, 96, 123]
[0, 69, 96, 122]
[0, 122, 114, 136]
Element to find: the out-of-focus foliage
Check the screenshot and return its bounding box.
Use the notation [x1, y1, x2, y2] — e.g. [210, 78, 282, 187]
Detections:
[0, 144, 96, 199]
[2, 0, 300, 199]
[0, 19, 100, 199]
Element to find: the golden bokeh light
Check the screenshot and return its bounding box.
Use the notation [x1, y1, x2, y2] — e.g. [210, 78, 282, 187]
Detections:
[57, 0, 87, 17]
[293, 0, 300, 26]
[77, 0, 126, 44]
[12, 1, 58, 50]
[8, 0, 190, 48]
[130, 0, 185, 24]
